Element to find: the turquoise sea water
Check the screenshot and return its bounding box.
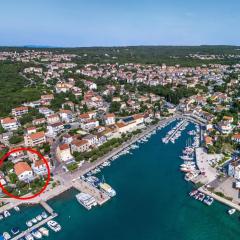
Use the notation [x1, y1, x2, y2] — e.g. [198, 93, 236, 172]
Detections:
[1, 122, 240, 240]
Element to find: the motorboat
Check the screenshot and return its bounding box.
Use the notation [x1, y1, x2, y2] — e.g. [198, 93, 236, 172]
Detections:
[3, 232, 11, 240]
[25, 233, 34, 240]
[31, 230, 42, 239]
[26, 220, 33, 227]
[47, 220, 62, 232]
[228, 208, 236, 215]
[39, 227, 49, 236]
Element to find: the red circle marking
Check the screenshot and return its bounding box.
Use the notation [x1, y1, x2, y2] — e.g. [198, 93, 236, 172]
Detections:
[0, 147, 51, 200]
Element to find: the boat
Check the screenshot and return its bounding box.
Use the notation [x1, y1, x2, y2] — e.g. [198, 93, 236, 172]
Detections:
[76, 192, 97, 210]
[47, 220, 61, 232]
[26, 220, 33, 227]
[3, 232, 11, 240]
[14, 206, 20, 212]
[189, 190, 198, 197]
[99, 182, 116, 197]
[3, 211, 10, 218]
[25, 233, 34, 240]
[39, 227, 49, 236]
[228, 208, 236, 215]
[0, 214, 3, 220]
[203, 196, 214, 206]
[31, 230, 42, 239]
[11, 227, 20, 235]
[32, 218, 37, 224]
[41, 211, 48, 219]
[36, 215, 42, 221]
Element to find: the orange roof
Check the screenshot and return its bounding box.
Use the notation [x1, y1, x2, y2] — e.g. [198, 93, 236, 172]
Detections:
[1, 117, 17, 124]
[205, 136, 213, 144]
[59, 143, 69, 150]
[29, 131, 45, 140]
[116, 122, 126, 128]
[71, 139, 88, 147]
[33, 159, 45, 167]
[14, 162, 32, 175]
[79, 113, 90, 119]
[233, 134, 240, 139]
[13, 106, 28, 111]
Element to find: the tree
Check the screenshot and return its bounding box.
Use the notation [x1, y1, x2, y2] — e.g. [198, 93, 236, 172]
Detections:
[109, 102, 121, 113]
[9, 135, 23, 144]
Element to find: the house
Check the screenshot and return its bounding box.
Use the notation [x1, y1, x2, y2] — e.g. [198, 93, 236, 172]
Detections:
[0, 117, 19, 131]
[104, 113, 115, 125]
[47, 122, 64, 136]
[56, 144, 75, 164]
[59, 109, 74, 123]
[62, 133, 73, 144]
[47, 114, 60, 124]
[81, 119, 99, 131]
[232, 134, 240, 143]
[71, 139, 90, 153]
[12, 106, 28, 117]
[204, 136, 213, 146]
[39, 107, 54, 116]
[9, 149, 26, 163]
[26, 126, 37, 135]
[14, 162, 33, 182]
[218, 121, 233, 134]
[32, 158, 51, 176]
[82, 134, 98, 146]
[32, 118, 46, 126]
[24, 131, 46, 147]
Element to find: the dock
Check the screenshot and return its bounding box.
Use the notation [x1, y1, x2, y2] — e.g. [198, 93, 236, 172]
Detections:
[40, 200, 54, 215]
[11, 213, 57, 240]
[72, 179, 110, 205]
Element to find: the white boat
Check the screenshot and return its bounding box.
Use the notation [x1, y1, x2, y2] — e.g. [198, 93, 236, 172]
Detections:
[41, 211, 48, 219]
[47, 220, 61, 232]
[99, 182, 116, 197]
[0, 214, 3, 220]
[3, 211, 11, 218]
[3, 232, 11, 240]
[26, 220, 33, 227]
[32, 218, 37, 224]
[14, 206, 20, 212]
[76, 192, 97, 210]
[228, 208, 236, 215]
[25, 233, 34, 240]
[31, 229, 42, 239]
[36, 215, 42, 221]
[39, 227, 49, 236]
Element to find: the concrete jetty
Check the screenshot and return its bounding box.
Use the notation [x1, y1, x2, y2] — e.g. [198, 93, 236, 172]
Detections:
[72, 179, 110, 205]
[11, 213, 57, 240]
[40, 200, 54, 215]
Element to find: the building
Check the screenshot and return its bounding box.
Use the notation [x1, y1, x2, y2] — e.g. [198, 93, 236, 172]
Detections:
[232, 134, 240, 143]
[32, 158, 51, 176]
[24, 131, 46, 147]
[71, 139, 90, 153]
[81, 119, 99, 131]
[14, 162, 33, 182]
[47, 122, 64, 136]
[12, 106, 28, 117]
[104, 113, 115, 125]
[56, 144, 75, 164]
[47, 114, 60, 124]
[82, 134, 98, 146]
[0, 117, 19, 131]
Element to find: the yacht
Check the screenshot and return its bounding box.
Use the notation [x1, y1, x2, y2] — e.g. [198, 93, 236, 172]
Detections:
[31, 229, 42, 239]
[11, 227, 20, 235]
[228, 208, 236, 215]
[25, 233, 34, 240]
[39, 227, 49, 236]
[76, 192, 97, 210]
[99, 182, 116, 197]
[26, 220, 33, 227]
[47, 220, 62, 232]
[14, 206, 20, 212]
[41, 211, 48, 219]
[36, 215, 42, 221]
[3, 232, 11, 240]
[3, 211, 11, 218]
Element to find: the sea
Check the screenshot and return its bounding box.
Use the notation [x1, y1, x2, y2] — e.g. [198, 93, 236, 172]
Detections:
[1, 121, 240, 240]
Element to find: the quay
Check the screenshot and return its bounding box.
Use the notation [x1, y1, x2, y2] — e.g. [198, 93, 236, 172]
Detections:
[72, 179, 110, 205]
[11, 213, 57, 240]
[40, 200, 54, 215]
[198, 187, 240, 212]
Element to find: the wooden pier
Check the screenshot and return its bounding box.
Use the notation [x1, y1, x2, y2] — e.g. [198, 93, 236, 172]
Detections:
[11, 213, 57, 240]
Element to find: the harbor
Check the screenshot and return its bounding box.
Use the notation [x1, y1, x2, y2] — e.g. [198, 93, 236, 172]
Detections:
[1, 120, 240, 240]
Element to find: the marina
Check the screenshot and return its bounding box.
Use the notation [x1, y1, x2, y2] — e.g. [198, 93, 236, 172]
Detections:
[1, 119, 240, 240]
